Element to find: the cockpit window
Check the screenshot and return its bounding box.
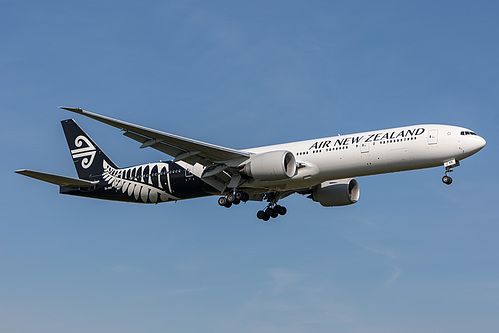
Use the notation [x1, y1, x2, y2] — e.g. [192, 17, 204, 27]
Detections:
[460, 131, 477, 136]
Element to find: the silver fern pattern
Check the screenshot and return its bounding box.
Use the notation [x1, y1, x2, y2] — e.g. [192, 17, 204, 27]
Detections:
[102, 160, 179, 203]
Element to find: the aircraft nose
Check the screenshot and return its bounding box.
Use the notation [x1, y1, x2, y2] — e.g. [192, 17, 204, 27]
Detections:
[476, 135, 486, 150]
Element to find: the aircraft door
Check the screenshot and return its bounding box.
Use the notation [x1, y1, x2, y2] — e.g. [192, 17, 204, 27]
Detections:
[360, 142, 371, 163]
[428, 130, 438, 145]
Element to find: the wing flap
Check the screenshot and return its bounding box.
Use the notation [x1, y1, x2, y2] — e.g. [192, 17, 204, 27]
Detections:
[123, 131, 185, 156]
[15, 169, 99, 188]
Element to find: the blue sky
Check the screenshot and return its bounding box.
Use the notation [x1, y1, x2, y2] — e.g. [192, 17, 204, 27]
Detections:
[1, 1, 498, 332]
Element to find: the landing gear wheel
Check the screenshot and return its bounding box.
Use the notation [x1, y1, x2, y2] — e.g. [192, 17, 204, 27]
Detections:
[275, 205, 287, 216]
[235, 191, 249, 202]
[227, 192, 236, 203]
[218, 197, 227, 206]
[257, 210, 270, 221]
[268, 207, 279, 218]
[442, 175, 453, 185]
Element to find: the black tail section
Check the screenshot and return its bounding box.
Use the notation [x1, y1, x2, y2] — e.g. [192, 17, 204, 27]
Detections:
[61, 119, 119, 180]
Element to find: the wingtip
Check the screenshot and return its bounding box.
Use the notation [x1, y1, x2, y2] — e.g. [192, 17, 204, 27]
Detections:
[59, 106, 84, 113]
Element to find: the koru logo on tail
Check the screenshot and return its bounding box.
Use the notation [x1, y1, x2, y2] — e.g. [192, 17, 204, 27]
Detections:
[71, 135, 96, 169]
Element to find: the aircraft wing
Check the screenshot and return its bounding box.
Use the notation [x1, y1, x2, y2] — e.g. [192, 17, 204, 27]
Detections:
[59, 107, 250, 167]
[15, 169, 99, 188]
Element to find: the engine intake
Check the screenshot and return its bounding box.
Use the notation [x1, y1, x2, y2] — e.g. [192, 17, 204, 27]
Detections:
[242, 151, 296, 181]
[311, 178, 360, 207]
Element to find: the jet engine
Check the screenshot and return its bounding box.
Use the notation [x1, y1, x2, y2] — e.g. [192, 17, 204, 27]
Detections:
[311, 178, 360, 206]
[242, 150, 296, 181]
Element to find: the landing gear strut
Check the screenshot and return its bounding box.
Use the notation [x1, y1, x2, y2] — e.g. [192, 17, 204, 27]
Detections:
[442, 159, 460, 185]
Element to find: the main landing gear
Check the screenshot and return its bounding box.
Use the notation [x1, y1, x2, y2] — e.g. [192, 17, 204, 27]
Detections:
[256, 192, 287, 221]
[256, 204, 287, 221]
[442, 159, 460, 185]
[218, 191, 249, 208]
[218, 191, 287, 221]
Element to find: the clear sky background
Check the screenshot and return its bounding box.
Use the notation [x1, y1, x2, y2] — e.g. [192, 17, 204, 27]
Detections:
[1, 1, 498, 332]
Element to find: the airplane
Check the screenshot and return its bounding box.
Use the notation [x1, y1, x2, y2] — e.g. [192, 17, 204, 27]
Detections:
[15, 107, 486, 221]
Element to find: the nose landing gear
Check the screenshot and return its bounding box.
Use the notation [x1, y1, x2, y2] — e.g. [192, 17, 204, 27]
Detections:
[442, 159, 460, 185]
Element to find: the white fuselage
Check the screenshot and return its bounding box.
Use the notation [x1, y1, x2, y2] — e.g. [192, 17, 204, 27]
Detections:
[243, 124, 486, 191]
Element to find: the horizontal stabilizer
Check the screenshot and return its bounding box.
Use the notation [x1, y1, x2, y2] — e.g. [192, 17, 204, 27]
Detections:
[15, 169, 99, 188]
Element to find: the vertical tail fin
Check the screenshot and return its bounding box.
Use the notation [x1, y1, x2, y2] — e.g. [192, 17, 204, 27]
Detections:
[61, 119, 119, 180]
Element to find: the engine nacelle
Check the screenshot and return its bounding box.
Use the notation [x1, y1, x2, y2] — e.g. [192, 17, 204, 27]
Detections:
[242, 150, 296, 181]
[311, 178, 360, 207]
